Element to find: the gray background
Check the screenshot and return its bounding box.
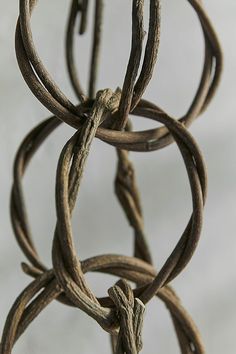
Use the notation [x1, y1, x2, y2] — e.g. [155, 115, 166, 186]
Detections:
[0, 1, 235, 353]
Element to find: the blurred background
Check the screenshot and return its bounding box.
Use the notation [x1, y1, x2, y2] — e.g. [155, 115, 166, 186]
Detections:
[0, 1, 235, 353]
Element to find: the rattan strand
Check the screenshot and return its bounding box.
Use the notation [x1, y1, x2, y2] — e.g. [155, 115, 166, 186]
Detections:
[0, 1, 222, 353]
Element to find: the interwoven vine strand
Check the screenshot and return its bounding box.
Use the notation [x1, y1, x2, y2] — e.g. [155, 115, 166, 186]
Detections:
[1, 1, 222, 353]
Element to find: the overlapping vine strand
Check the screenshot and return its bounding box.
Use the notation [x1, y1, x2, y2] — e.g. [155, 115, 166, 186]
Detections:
[1, 1, 222, 353]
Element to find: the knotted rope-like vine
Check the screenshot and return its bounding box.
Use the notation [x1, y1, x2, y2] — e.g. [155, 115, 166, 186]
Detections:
[1, 0, 223, 353]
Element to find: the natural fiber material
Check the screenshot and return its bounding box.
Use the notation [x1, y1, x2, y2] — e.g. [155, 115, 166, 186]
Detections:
[1, 1, 223, 353]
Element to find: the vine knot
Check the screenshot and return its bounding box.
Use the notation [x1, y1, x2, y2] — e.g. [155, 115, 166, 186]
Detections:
[108, 279, 145, 354]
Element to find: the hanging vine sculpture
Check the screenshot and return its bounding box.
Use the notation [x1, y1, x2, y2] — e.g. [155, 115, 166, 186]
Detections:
[1, 0, 223, 353]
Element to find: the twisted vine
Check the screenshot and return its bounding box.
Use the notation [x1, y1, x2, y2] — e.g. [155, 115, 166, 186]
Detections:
[1, 1, 222, 353]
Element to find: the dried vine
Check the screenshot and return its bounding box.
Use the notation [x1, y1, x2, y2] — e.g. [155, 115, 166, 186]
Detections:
[1, 1, 222, 353]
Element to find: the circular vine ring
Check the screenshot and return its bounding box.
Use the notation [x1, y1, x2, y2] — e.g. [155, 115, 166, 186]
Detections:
[0, 254, 205, 354]
[15, 0, 222, 146]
